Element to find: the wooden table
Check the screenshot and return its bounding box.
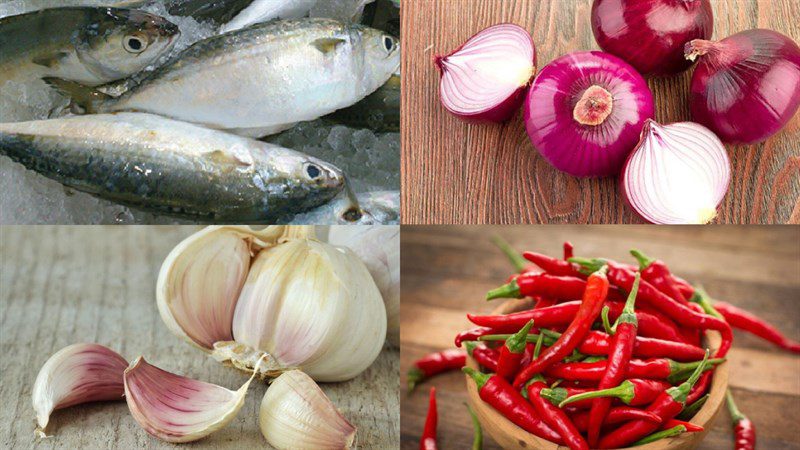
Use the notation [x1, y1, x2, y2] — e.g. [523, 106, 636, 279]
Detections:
[401, 0, 800, 224]
[0, 226, 399, 449]
[400, 226, 800, 448]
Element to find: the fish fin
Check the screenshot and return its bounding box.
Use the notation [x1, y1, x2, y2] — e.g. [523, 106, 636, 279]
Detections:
[42, 77, 109, 114]
[32, 52, 68, 68]
[311, 38, 346, 54]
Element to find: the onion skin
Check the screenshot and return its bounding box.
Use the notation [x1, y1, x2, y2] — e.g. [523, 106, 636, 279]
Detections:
[591, 0, 713, 76]
[687, 29, 800, 144]
[524, 51, 654, 177]
[435, 23, 536, 123]
[621, 120, 731, 224]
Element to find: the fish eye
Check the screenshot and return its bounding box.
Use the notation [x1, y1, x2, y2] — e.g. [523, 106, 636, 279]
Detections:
[382, 36, 395, 53]
[305, 163, 322, 180]
[123, 33, 148, 54]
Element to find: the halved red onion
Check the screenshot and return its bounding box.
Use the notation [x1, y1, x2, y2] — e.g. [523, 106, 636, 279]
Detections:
[686, 29, 800, 144]
[591, 0, 713, 76]
[524, 51, 654, 177]
[622, 120, 731, 224]
[435, 23, 536, 123]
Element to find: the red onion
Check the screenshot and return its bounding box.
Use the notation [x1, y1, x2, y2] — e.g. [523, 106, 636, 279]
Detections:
[686, 29, 800, 144]
[524, 51, 654, 177]
[435, 23, 536, 123]
[622, 120, 731, 224]
[591, 0, 713, 76]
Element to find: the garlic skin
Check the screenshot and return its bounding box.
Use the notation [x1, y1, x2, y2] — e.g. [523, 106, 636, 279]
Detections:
[123, 356, 260, 443]
[328, 225, 400, 346]
[232, 238, 386, 382]
[32, 343, 128, 434]
[259, 370, 356, 450]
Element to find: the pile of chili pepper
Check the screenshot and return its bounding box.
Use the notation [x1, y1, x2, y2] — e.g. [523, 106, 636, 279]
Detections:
[409, 240, 795, 449]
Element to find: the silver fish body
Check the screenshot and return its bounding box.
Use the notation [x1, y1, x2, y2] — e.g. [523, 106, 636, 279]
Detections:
[326, 73, 398, 131]
[0, 113, 344, 222]
[95, 18, 399, 137]
[0, 7, 178, 87]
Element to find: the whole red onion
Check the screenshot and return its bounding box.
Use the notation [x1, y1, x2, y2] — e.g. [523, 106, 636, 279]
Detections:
[686, 29, 800, 144]
[524, 51, 654, 177]
[591, 0, 713, 76]
[435, 23, 536, 123]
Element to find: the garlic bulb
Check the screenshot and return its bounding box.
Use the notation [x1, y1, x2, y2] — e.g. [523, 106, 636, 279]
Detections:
[157, 225, 386, 382]
[328, 225, 400, 346]
[32, 343, 128, 435]
[124, 356, 261, 443]
[259, 370, 356, 449]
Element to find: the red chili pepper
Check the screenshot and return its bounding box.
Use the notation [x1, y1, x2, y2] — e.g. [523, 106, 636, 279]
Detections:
[686, 371, 712, 405]
[512, 267, 610, 388]
[496, 320, 534, 381]
[597, 351, 711, 449]
[469, 301, 687, 343]
[555, 378, 671, 408]
[544, 356, 723, 383]
[713, 300, 800, 353]
[572, 259, 733, 358]
[486, 273, 590, 301]
[455, 327, 493, 347]
[726, 390, 756, 450]
[464, 342, 499, 372]
[407, 349, 466, 392]
[663, 418, 704, 432]
[420, 387, 437, 450]
[584, 273, 641, 446]
[570, 406, 663, 432]
[630, 249, 689, 305]
[563, 242, 574, 260]
[523, 251, 583, 277]
[578, 330, 705, 362]
[534, 296, 558, 309]
[462, 367, 563, 444]
[527, 382, 588, 450]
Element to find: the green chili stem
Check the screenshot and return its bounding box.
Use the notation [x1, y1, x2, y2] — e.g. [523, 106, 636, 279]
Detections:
[558, 380, 635, 408]
[465, 403, 483, 450]
[491, 235, 528, 272]
[632, 425, 686, 446]
[629, 249, 654, 270]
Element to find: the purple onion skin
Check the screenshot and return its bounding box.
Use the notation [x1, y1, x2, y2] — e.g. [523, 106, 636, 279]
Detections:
[689, 29, 800, 144]
[591, 0, 713, 76]
[524, 51, 655, 177]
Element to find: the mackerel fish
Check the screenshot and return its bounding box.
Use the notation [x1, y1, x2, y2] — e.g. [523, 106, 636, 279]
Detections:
[0, 113, 344, 222]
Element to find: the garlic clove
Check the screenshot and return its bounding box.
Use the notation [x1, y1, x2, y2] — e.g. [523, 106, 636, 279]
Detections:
[229, 238, 386, 382]
[157, 226, 317, 350]
[32, 343, 128, 435]
[123, 355, 261, 443]
[259, 370, 356, 450]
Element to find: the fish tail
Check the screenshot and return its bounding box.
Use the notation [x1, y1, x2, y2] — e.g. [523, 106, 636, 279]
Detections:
[42, 77, 109, 114]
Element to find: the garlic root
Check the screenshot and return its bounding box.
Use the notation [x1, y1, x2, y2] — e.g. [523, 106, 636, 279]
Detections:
[32, 343, 128, 435]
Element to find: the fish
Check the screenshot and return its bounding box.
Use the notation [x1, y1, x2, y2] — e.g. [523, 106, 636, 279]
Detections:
[0, 112, 345, 222]
[291, 190, 399, 224]
[326, 73, 399, 131]
[220, 0, 318, 33]
[0, 0, 148, 18]
[47, 18, 400, 138]
[0, 7, 179, 87]
[0, 8, 180, 86]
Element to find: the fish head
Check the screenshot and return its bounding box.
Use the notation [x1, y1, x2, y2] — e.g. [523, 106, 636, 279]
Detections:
[359, 27, 400, 93]
[75, 8, 180, 83]
[265, 149, 346, 211]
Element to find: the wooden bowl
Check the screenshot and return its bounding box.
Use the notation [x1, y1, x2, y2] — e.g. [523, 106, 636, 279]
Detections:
[465, 298, 728, 449]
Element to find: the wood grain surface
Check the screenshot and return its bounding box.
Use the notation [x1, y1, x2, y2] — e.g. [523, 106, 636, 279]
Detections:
[0, 226, 399, 449]
[400, 0, 800, 224]
[400, 225, 800, 449]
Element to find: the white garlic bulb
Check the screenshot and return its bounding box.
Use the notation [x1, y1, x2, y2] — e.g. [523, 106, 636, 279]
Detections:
[259, 370, 356, 450]
[327, 225, 400, 347]
[157, 226, 386, 382]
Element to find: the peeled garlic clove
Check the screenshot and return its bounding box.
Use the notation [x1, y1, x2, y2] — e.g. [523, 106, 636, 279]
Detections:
[328, 225, 400, 346]
[123, 356, 259, 443]
[32, 343, 128, 434]
[230, 238, 386, 382]
[259, 370, 356, 449]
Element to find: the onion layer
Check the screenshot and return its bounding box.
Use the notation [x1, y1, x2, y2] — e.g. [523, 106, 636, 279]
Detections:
[622, 120, 731, 224]
[524, 51, 654, 177]
[686, 29, 800, 144]
[591, 0, 713, 75]
[435, 23, 536, 123]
